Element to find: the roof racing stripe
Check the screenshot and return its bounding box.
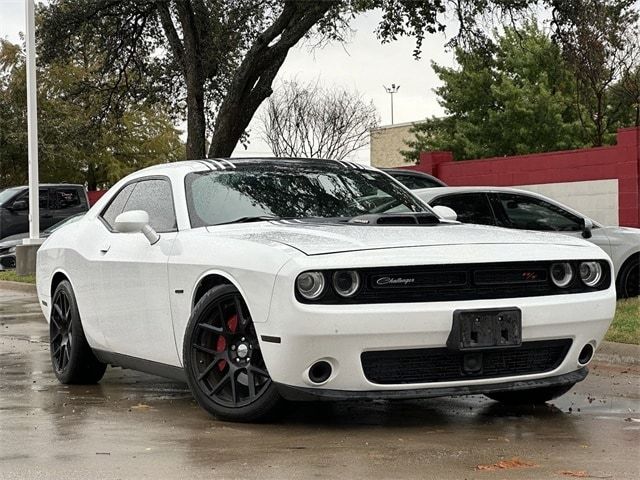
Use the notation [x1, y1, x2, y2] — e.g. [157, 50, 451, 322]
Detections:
[208, 159, 227, 169]
[196, 160, 215, 171]
[219, 159, 237, 169]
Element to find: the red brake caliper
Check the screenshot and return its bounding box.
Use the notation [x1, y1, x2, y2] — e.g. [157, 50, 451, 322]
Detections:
[216, 314, 238, 371]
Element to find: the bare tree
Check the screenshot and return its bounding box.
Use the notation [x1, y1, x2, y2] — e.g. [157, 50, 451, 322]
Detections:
[261, 80, 378, 161]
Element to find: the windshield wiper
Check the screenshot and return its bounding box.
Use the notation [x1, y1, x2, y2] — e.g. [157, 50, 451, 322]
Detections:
[217, 215, 282, 225]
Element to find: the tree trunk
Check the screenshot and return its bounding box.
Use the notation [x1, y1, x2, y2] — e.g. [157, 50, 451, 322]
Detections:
[185, 73, 206, 159]
[207, 1, 335, 158]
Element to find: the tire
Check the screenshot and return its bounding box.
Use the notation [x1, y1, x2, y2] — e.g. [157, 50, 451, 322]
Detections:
[616, 255, 639, 299]
[485, 383, 575, 405]
[183, 285, 282, 422]
[50, 280, 107, 384]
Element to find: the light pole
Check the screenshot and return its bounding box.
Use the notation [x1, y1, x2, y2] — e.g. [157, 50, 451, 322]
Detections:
[25, 0, 39, 243]
[383, 83, 400, 125]
[16, 0, 42, 275]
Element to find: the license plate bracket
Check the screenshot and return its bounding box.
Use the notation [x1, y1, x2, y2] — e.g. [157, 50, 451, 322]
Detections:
[447, 308, 522, 351]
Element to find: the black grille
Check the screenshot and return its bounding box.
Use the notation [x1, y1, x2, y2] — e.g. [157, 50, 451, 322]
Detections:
[298, 260, 610, 304]
[361, 339, 572, 385]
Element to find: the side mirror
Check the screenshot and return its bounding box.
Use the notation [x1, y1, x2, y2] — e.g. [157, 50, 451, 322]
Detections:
[9, 199, 28, 211]
[582, 218, 593, 239]
[432, 205, 458, 221]
[114, 210, 160, 245]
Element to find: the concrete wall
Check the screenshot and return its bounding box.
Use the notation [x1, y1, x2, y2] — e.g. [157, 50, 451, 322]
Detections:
[518, 179, 619, 226]
[369, 123, 417, 168]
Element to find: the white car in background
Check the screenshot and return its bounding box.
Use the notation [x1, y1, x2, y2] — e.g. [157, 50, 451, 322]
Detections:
[415, 187, 640, 299]
[36, 159, 616, 422]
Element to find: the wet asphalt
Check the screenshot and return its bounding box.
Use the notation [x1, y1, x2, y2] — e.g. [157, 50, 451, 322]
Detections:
[0, 288, 639, 480]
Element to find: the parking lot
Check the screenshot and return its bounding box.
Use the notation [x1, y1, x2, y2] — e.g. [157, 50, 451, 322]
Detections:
[1, 287, 638, 480]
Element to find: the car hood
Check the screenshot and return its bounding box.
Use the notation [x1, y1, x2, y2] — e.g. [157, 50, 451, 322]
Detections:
[0, 234, 27, 249]
[208, 221, 593, 256]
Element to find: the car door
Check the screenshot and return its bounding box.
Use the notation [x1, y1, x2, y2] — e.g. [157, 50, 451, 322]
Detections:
[50, 186, 87, 225]
[92, 177, 180, 366]
[489, 192, 613, 256]
[2, 188, 52, 236]
[430, 192, 498, 225]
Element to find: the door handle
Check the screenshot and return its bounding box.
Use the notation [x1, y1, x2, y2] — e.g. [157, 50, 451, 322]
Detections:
[99, 244, 111, 254]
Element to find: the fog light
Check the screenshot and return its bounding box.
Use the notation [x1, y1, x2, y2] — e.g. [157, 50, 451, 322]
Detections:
[578, 344, 594, 365]
[308, 361, 332, 384]
[550, 262, 573, 288]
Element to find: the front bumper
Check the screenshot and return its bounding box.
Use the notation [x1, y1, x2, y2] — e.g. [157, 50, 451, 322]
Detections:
[258, 286, 616, 395]
[276, 367, 588, 401]
[0, 252, 16, 270]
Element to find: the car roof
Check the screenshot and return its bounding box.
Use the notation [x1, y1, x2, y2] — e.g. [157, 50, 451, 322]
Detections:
[8, 184, 85, 189]
[414, 185, 549, 199]
[382, 168, 447, 184]
[135, 158, 379, 175]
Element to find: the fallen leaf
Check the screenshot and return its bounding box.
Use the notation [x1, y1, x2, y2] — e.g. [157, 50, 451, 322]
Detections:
[475, 458, 537, 471]
[130, 403, 151, 410]
[559, 471, 589, 478]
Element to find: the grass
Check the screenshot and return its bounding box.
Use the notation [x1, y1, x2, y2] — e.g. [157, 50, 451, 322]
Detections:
[0, 271, 36, 284]
[0, 271, 637, 343]
[605, 297, 640, 345]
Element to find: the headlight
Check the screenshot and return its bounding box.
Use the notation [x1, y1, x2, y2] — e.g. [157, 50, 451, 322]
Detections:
[550, 262, 573, 288]
[296, 271, 326, 300]
[7, 246, 16, 254]
[333, 270, 361, 297]
[579, 261, 602, 287]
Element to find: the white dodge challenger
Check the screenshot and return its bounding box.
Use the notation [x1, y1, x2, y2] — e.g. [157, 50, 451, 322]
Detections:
[36, 159, 616, 421]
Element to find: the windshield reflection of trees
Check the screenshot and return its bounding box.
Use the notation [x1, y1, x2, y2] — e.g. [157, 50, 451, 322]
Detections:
[214, 165, 422, 219]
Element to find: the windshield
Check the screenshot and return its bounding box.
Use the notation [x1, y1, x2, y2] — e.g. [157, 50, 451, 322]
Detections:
[0, 188, 20, 206]
[185, 164, 431, 227]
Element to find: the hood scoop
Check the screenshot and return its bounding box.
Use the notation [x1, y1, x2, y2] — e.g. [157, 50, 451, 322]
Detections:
[348, 213, 440, 226]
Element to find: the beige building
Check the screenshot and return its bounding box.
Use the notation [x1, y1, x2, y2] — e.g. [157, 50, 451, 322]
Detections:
[369, 122, 418, 168]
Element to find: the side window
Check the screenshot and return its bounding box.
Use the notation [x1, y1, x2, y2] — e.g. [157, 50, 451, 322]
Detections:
[15, 189, 48, 209]
[40, 189, 49, 209]
[431, 193, 496, 225]
[101, 183, 136, 228]
[120, 179, 177, 233]
[494, 193, 582, 232]
[53, 188, 82, 210]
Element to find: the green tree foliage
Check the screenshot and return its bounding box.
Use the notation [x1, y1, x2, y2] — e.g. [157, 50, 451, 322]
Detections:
[404, 22, 585, 161]
[552, 0, 639, 146]
[0, 39, 183, 189]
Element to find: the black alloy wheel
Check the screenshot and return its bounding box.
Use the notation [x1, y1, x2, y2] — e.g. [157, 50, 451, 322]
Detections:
[184, 285, 281, 421]
[50, 280, 106, 384]
[50, 288, 73, 373]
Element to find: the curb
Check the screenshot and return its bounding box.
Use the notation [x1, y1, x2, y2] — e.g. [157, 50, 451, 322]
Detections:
[0, 280, 37, 294]
[595, 341, 640, 367]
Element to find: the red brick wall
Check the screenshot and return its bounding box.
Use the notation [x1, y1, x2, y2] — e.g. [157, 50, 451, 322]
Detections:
[404, 128, 640, 228]
[87, 190, 107, 206]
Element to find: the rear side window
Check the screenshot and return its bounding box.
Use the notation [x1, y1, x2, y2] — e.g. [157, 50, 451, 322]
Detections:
[392, 174, 442, 190]
[53, 188, 83, 210]
[431, 193, 496, 225]
[100, 178, 176, 233]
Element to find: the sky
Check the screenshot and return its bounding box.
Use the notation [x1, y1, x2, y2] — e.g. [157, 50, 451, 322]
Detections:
[0, 1, 456, 164]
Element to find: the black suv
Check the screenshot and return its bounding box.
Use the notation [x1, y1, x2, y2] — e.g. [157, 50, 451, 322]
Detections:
[0, 184, 89, 240]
